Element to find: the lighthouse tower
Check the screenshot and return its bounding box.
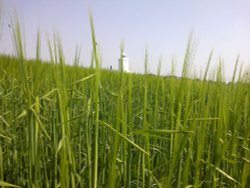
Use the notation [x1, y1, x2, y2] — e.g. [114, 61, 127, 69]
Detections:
[119, 52, 130, 72]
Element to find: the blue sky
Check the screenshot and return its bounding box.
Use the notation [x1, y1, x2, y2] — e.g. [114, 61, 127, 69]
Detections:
[1, 0, 250, 80]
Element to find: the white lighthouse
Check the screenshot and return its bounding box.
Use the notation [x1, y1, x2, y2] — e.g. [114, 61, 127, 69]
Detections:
[119, 52, 130, 73]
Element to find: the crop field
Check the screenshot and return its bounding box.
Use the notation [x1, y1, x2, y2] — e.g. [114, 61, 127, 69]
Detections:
[0, 18, 250, 188]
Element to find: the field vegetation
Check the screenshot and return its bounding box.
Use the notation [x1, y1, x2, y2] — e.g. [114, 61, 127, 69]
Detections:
[0, 15, 250, 188]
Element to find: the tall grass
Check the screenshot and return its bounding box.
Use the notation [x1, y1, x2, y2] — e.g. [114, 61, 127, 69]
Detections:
[0, 16, 250, 188]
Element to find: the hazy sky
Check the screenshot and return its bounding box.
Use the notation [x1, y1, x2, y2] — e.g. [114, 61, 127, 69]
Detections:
[1, 0, 250, 80]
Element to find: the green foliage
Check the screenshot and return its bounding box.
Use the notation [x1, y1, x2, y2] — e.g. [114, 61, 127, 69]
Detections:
[0, 16, 250, 188]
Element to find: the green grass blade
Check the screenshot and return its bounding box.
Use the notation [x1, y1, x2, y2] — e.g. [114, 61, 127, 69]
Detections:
[100, 121, 149, 155]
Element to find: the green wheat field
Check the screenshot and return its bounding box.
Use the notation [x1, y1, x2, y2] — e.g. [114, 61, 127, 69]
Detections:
[0, 16, 250, 188]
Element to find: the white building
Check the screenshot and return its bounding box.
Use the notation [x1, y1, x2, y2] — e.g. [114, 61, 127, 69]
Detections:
[118, 52, 130, 72]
